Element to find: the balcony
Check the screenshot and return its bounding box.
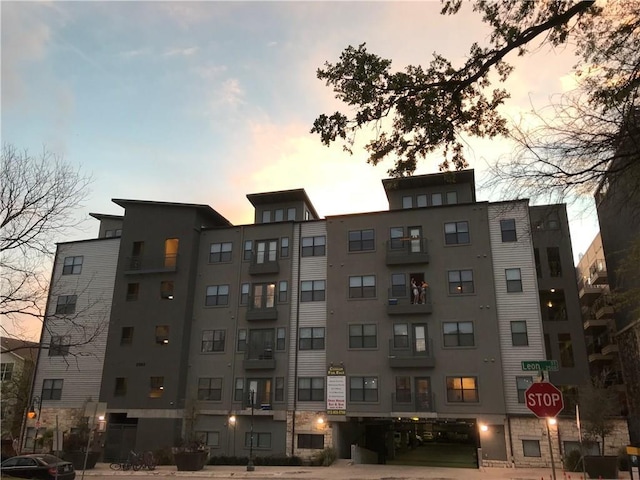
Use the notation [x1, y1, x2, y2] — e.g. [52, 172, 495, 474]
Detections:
[601, 341, 619, 356]
[589, 262, 608, 285]
[391, 392, 435, 413]
[388, 339, 435, 368]
[246, 299, 278, 322]
[387, 289, 433, 315]
[241, 391, 273, 410]
[586, 340, 615, 364]
[593, 295, 614, 320]
[125, 254, 177, 274]
[583, 317, 609, 331]
[578, 278, 606, 299]
[385, 239, 429, 265]
[242, 347, 275, 370]
[248, 254, 279, 276]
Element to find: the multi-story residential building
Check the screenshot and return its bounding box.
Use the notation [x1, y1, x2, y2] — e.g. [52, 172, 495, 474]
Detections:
[27, 170, 630, 469]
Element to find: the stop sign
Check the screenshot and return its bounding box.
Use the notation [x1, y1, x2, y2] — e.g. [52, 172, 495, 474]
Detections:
[525, 381, 564, 418]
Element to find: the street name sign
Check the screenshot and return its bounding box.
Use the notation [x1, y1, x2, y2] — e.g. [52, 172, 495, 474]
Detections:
[521, 360, 559, 372]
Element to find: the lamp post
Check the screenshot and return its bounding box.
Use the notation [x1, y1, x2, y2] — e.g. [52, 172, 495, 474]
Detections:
[246, 390, 255, 472]
[228, 415, 236, 457]
[27, 396, 41, 453]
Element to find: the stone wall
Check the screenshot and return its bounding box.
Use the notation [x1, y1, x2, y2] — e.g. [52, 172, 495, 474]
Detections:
[286, 410, 332, 460]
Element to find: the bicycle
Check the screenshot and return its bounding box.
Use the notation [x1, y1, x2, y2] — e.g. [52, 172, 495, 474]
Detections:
[109, 459, 132, 471]
[129, 450, 156, 471]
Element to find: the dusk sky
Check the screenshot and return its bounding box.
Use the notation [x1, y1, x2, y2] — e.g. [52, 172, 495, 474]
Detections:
[3, 1, 599, 263]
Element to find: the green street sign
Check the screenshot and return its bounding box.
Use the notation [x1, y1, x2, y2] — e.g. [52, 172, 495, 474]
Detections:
[521, 360, 559, 372]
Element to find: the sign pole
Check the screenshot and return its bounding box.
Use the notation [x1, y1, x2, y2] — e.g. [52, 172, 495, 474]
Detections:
[546, 420, 557, 480]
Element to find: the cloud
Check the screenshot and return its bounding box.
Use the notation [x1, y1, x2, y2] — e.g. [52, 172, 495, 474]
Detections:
[164, 46, 198, 57]
[119, 48, 151, 58]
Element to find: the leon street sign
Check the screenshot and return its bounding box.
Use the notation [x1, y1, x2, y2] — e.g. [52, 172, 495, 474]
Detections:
[525, 381, 564, 418]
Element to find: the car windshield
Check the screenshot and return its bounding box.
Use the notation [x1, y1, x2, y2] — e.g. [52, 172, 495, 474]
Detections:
[34, 454, 64, 464]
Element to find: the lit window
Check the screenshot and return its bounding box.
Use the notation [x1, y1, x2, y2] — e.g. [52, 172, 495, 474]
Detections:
[155, 325, 169, 345]
[446, 376, 478, 403]
[149, 376, 164, 398]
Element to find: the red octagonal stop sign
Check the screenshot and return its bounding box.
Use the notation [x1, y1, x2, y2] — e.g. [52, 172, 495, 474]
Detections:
[525, 381, 564, 418]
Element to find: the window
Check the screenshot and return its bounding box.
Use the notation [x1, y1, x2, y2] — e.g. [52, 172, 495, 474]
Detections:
[544, 334, 552, 359]
[198, 378, 222, 401]
[534, 249, 542, 278]
[243, 241, 252, 261]
[196, 431, 220, 448]
[547, 218, 560, 229]
[395, 376, 411, 403]
[55, 295, 77, 315]
[42, 379, 63, 400]
[301, 236, 326, 256]
[49, 336, 70, 356]
[523, 440, 541, 457]
[1, 363, 14, 381]
[443, 322, 474, 347]
[275, 377, 284, 402]
[234, 378, 244, 402]
[446, 191, 458, 204]
[391, 274, 406, 298]
[444, 221, 470, 245]
[164, 238, 178, 268]
[62, 256, 83, 275]
[126, 283, 139, 301]
[349, 275, 376, 298]
[149, 376, 164, 398]
[446, 376, 478, 403]
[393, 324, 409, 348]
[160, 281, 174, 300]
[245, 432, 271, 449]
[448, 270, 474, 294]
[548, 247, 562, 277]
[298, 377, 324, 401]
[500, 219, 517, 242]
[281, 237, 289, 257]
[274, 209, 284, 222]
[205, 285, 229, 306]
[402, 196, 412, 209]
[237, 329, 247, 352]
[416, 194, 427, 207]
[202, 330, 225, 352]
[431, 193, 443, 205]
[255, 240, 277, 263]
[559, 333, 575, 367]
[299, 327, 325, 350]
[301, 280, 325, 302]
[262, 210, 271, 223]
[297, 434, 324, 449]
[209, 242, 232, 263]
[276, 327, 286, 351]
[390, 227, 404, 249]
[121, 327, 134, 345]
[349, 324, 377, 348]
[114, 377, 127, 396]
[348, 229, 374, 252]
[105, 229, 122, 238]
[506, 268, 523, 292]
[511, 321, 528, 346]
[516, 376, 533, 403]
[155, 325, 169, 345]
[350, 376, 378, 402]
[278, 281, 288, 303]
[237, 283, 248, 305]
[287, 207, 296, 220]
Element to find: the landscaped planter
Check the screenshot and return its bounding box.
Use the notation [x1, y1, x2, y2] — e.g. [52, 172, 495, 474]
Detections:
[583, 455, 618, 479]
[62, 451, 101, 470]
[174, 451, 208, 471]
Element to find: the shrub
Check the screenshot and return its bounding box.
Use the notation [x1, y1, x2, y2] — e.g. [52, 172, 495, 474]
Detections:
[564, 449, 584, 472]
[153, 447, 174, 466]
[310, 447, 337, 467]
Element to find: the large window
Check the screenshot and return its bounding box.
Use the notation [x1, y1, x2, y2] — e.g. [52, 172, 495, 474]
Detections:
[516, 376, 534, 403]
[198, 378, 222, 401]
[205, 285, 229, 306]
[299, 327, 325, 350]
[301, 236, 326, 257]
[349, 324, 376, 348]
[49, 336, 70, 356]
[253, 283, 276, 308]
[348, 229, 374, 252]
[201, 330, 225, 353]
[506, 268, 523, 292]
[42, 379, 63, 400]
[297, 434, 324, 449]
[393, 324, 409, 348]
[500, 219, 517, 242]
[209, 242, 232, 263]
[395, 376, 411, 403]
[349, 275, 376, 298]
[255, 240, 277, 264]
[446, 376, 478, 403]
[301, 280, 326, 302]
[62, 256, 83, 275]
[391, 274, 406, 298]
[444, 221, 470, 245]
[298, 377, 324, 401]
[443, 322, 474, 347]
[245, 432, 271, 449]
[448, 270, 474, 294]
[390, 227, 404, 249]
[511, 321, 529, 346]
[350, 376, 378, 402]
[55, 295, 77, 315]
[1, 363, 14, 381]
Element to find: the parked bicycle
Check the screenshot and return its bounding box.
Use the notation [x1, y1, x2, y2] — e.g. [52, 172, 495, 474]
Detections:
[129, 450, 156, 471]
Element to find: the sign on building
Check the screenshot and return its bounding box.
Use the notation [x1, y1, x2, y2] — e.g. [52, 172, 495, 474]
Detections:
[326, 365, 346, 415]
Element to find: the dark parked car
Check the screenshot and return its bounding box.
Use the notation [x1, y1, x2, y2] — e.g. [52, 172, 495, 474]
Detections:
[1, 454, 75, 480]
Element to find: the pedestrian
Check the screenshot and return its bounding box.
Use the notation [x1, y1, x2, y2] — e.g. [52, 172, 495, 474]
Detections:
[420, 280, 429, 304]
[411, 278, 419, 304]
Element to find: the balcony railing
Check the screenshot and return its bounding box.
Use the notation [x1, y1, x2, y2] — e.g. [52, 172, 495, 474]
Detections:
[242, 346, 276, 370]
[126, 254, 178, 273]
[592, 295, 614, 320]
[577, 278, 606, 298]
[387, 288, 432, 315]
[248, 253, 279, 275]
[241, 390, 273, 410]
[385, 239, 429, 265]
[388, 339, 435, 368]
[589, 261, 608, 285]
[246, 297, 278, 321]
[391, 392, 435, 412]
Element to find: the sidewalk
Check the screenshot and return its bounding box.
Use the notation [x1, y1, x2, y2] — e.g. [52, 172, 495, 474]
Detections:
[80, 461, 633, 480]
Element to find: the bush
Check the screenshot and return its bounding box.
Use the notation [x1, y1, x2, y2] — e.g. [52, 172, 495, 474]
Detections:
[207, 455, 302, 466]
[564, 450, 584, 472]
[310, 447, 337, 467]
[153, 447, 174, 466]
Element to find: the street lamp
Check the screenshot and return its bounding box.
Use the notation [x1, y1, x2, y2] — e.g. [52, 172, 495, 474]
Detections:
[228, 415, 236, 457]
[27, 396, 41, 453]
[246, 390, 255, 472]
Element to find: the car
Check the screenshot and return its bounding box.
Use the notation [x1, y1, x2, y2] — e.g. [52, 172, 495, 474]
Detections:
[0, 454, 75, 480]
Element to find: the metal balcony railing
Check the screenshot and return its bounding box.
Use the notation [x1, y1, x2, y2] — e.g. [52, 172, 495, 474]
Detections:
[126, 254, 178, 273]
[391, 392, 435, 412]
[385, 238, 429, 265]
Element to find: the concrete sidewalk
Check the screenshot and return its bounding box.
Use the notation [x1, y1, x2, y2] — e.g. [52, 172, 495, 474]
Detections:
[80, 461, 634, 480]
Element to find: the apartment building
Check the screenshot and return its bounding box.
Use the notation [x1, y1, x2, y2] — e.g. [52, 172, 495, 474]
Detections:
[30, 169, 630, 468]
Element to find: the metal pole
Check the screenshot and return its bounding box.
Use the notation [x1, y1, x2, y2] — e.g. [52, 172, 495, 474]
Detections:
[81, 402, 98, 480]
[546, 420, 557, 480]
[246, 390, 255, 471]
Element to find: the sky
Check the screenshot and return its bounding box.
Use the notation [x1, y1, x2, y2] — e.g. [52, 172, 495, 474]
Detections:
[2, 2, 600, 300]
